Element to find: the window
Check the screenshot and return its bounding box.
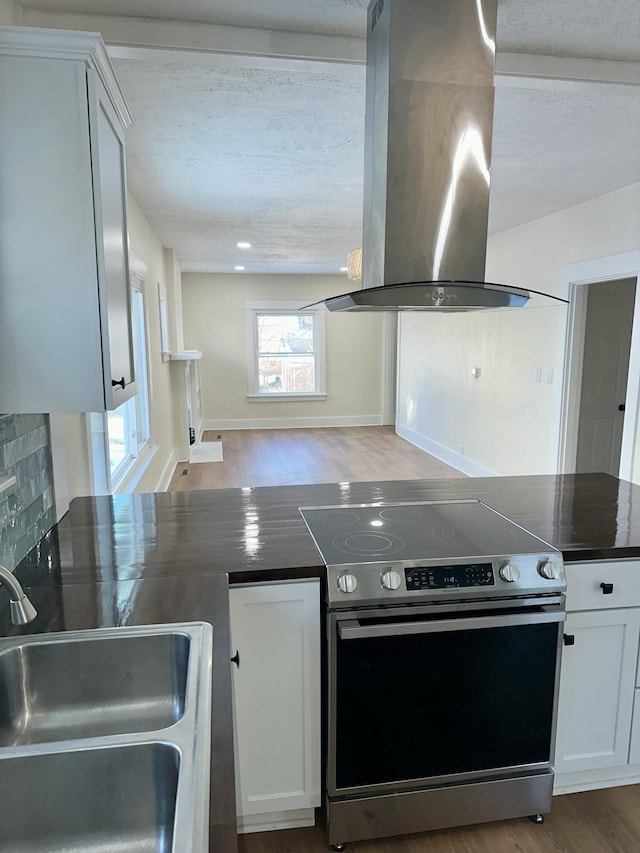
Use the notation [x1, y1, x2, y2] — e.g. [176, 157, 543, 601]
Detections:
[107, 284, 150, 484]
[89, 259, 152, 495]
[246, 301, 326, 400]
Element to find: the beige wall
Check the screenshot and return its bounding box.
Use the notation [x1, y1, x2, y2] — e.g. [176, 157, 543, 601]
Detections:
[182, 273, 385, 427]
[126, 195, 180, 491]
[0, 1, 17, 25]
[397, 182, 640, 478]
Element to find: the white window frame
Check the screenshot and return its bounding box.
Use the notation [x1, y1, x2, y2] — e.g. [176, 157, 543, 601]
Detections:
[245, 300, 327, 401]
[88, 253, 154, 494]
[130, 284, 151, 449]
[107, 270, 151, 486]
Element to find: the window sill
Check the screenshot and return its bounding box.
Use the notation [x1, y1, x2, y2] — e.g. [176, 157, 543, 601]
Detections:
[247, 393, 327, 403]
[112, 442, 159, 493]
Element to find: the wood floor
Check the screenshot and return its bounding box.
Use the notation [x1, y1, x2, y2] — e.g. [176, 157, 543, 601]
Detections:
[238, 785, 640, 852]
[168, 426, 466, 491]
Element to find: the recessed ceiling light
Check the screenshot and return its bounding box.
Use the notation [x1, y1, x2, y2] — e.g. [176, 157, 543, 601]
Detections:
[234, 265, 245, 271]
[340, 266, 348, 272]
[237, 241, 252, 249]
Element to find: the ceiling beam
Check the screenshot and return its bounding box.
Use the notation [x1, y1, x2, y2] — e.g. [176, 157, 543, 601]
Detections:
[19, 7, 640, 90]
[20, 8, 366, 67]
[496, 52, 640, 92]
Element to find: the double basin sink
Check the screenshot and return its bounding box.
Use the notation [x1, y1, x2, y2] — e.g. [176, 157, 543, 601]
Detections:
[0, 622, 213, 852]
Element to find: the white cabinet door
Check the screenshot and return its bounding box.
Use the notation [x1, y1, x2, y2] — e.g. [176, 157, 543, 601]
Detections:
[0, 28, 134, 413]
[89, 70, 135, 410]
[230, 580, 321, 830]
[555, 608, 640, 775]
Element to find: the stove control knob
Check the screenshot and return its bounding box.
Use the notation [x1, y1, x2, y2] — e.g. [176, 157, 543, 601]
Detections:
[538, 559, 561, 580]
[499, 562, 521, 583]
[337, 572, 358, 594]
[381, 569, 402, 591]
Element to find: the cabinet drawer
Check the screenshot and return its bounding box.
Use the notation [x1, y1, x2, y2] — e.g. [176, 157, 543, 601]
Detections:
[565, 560, 640, 612]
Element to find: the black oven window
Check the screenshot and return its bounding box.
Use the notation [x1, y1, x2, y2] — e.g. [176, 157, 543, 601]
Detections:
[334, 622, 559, 790]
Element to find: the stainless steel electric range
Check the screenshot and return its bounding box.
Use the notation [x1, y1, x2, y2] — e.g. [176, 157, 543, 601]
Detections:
[299, 499, 566, 851]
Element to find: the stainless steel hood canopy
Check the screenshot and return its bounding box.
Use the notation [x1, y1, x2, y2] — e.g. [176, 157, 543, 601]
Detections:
[323, 281, 529, 312]
[322, 0, 566, 313]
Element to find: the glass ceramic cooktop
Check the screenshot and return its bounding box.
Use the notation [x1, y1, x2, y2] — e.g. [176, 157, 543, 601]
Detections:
[299, 500, 555, 566]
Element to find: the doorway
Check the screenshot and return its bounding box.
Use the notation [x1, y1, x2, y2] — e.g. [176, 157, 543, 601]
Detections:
[558, 251, 640, 481]
[575, 278, 636, 475]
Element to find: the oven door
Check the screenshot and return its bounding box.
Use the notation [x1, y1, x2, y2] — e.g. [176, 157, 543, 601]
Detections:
[327, 597, 565, 798]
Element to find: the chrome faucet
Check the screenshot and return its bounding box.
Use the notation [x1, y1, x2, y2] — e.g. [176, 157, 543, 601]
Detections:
[0, 565, 37, 625]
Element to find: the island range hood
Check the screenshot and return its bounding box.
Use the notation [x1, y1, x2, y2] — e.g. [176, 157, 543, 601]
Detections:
[321, 0, 566, 313]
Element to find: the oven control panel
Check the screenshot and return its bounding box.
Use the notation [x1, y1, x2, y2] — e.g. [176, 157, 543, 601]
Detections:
[405, 562, 495, 590]
[326, 552, 565, 607]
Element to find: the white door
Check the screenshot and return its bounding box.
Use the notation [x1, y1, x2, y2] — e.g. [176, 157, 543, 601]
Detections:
[555, 608, 640, 775]
[575, 278, 636, 475]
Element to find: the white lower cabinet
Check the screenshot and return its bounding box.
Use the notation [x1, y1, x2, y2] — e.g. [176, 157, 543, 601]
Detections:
[229, 579, 321, 833]
[555, 608, 640, 774]
[554, 560, 640, 794]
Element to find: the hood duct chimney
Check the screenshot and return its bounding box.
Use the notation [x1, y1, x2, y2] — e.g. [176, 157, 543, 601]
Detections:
[320, 0, 567, 312]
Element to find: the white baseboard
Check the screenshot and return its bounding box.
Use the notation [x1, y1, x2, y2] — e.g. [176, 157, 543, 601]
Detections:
[554, 775, 640, 795]
[396, 424, 497, 478]
[236, 807, 316, 834]
[202, 414, 383, 431]
[155, 448, 179, 492]
[554, 764, 640, 795]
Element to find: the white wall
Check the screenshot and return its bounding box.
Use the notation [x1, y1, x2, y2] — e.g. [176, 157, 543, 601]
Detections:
[397, 182, 640, 478]
[182, 273, 385, 428]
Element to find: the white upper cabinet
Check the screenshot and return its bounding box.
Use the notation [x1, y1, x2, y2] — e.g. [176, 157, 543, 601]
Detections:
[0, 26, 135, 412]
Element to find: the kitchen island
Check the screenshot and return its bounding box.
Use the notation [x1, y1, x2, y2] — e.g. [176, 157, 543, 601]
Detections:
[3, 471, 640, 850]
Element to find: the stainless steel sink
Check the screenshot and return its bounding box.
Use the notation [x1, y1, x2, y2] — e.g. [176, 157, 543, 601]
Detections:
[0, 631, 190, 745]
[0, 742, 180, 852]
[0, 623, 213, 853]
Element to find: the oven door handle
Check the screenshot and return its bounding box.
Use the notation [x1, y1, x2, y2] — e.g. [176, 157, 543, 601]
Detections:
[337, 607, 566, 640]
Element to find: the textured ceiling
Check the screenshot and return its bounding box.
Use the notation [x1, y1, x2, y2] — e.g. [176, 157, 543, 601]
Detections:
[114, 58, 365, 273]
[498, 0, 640, 61]
[18, 0, 640, 273]
[490, 85, 640, 235]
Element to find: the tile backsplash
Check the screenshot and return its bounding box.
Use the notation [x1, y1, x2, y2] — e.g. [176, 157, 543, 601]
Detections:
[0, 414, 55, 571]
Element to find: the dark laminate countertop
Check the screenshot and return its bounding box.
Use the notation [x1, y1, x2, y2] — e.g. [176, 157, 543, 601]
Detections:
[4, 471, 640, 851]
[14, 473, 640, 593]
